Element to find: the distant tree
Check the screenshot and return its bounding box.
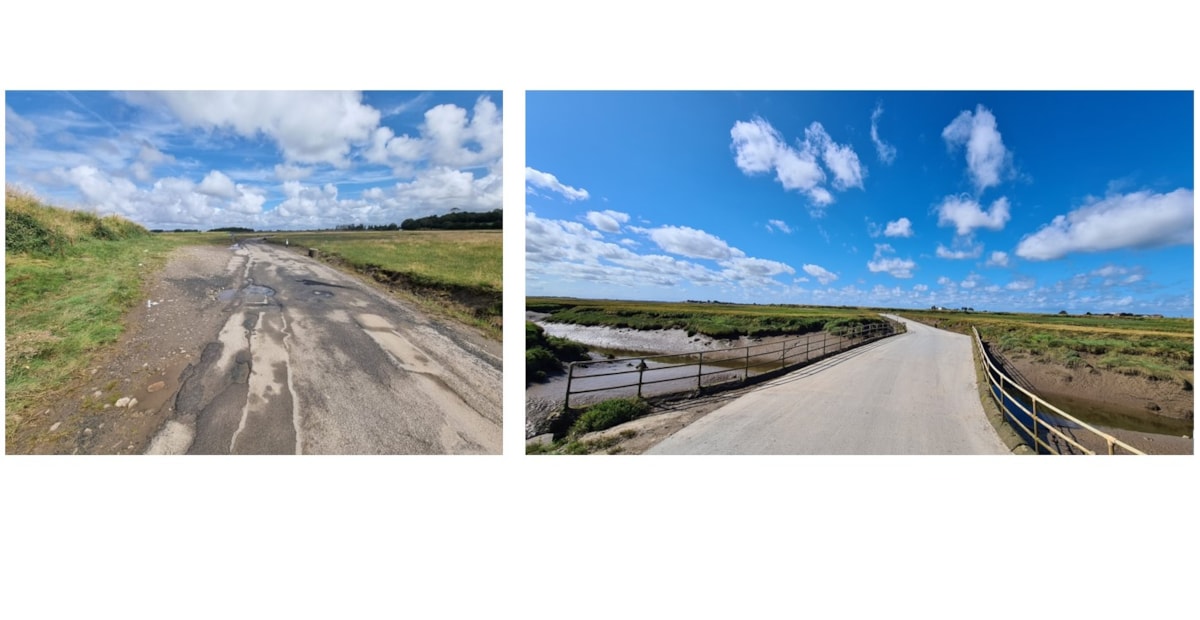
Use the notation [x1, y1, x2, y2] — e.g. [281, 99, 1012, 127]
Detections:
[1058, 310, 1068, 315]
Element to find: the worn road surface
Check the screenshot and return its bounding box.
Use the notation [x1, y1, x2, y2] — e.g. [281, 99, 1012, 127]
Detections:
[647, 315, 1009, 455]
[145, 240, 501, 455]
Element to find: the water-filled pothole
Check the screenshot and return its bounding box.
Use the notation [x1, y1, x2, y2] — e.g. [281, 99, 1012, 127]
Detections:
[217, 285, 277, 302]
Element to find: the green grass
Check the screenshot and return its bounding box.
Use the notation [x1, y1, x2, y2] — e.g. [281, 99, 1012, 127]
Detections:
[525, 321, 589, 383]
[6, 188, 189, 443]
[569, 398, 650, 435]
[266, 230, 502, 338]
[527, 297, 886, 340]
[896, 308, 1194, 385]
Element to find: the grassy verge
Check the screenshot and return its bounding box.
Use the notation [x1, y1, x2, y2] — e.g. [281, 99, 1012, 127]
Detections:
[897, 309, 1193, 386]
[527, 297, 886, 340]
[267, 230, 502, 340]
[5, 188, 189, 443]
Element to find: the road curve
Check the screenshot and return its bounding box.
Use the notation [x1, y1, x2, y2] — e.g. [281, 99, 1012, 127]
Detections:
[146, 240, 501, 455]
[647, 315, 1009, 455]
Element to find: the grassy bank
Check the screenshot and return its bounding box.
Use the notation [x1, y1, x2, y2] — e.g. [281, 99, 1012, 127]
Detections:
[5, 188, 186, 440]
[266, 230, 502, 339]
[527, 297, 886, 340]
[896, 309, 1194, 384]
[525, 321, 588, 383]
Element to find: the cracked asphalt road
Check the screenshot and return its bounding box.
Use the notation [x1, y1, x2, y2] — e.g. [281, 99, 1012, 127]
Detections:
[146, 240, 501, 455]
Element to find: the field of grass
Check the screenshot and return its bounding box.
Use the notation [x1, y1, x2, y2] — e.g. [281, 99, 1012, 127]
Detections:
[5, 188, 192, 439]
[896, 309, 1194, 383]
[527, 297, 887, 340]
[266, 230, 502, 338]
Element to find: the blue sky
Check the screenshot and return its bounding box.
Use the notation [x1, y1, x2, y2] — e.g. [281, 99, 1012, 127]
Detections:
[526, 91, 1194, 316]
[5, 91, 502, 230]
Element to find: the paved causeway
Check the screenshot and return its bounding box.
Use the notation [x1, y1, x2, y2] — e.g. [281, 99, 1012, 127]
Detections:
[648, 315, 1009, 455]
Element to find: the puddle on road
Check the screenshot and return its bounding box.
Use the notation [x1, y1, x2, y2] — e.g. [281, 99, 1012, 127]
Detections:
[217, 285, 277, 302]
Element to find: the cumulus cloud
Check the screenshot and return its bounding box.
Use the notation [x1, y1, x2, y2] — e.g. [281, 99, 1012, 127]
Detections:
[648, 225, 742, 260]
[883, 217, 913, 238]
[526, 167, 590, 201]
[730, 116, 863, 209]
[870, 104, 897, 164]
[134, 91, 381, 167]
[913, 284, 929, 292]
[197, 170, 237, 199]
[936, 242, 983, 260]
[526, 211, 796, 294]
[867, 243, 916, 278]
[806, 122, 865, 191]
[986, 251, 1009, 267]
[941, 104, 1012, 192]
[767, 219, 792, 234]
[937, 195, 1011, 235]
[803, 263, 838, 285]
[1006, 277, 1036, 291]
[586, 209, 630, 233]
[1015, 189, 1193, 260]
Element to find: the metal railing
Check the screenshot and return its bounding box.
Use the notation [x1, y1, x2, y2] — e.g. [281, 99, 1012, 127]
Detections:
[972, 327, 1144, 455]
[562, 320, 903, 410]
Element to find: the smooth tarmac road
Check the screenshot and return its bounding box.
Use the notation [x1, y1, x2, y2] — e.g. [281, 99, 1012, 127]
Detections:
[147, 241, 501, 455]
[647, 315, 1009, 455]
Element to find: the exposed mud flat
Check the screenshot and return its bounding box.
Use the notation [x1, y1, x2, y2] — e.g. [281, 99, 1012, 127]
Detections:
[1002, 352, 1193, 454]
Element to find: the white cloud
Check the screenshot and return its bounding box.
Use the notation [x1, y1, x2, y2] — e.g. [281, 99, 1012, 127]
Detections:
[767, 219, 792, 234]
[135, 91, 381, 167]
[937, 276, 954, 286]
[1015, 189, 1194, 260]
[936, 243, 983, 260]
[525, 167, 590, 201]
[806, 122, 865, 191]
[867, 244, 916, 278]
[803, 263, 838, 285]
[986, 251, 1009, 267]
[648, 225, 742, 260]
[883, 217, 913, 238]
[6, 105, 37, 145]
[197, 170, 237, 199]
[1006, 277, 1036, 291]
[586, 210, 630, 233]
[941, 104, 1012, 192]
[274, 164, 313, 181]
[526, 211, 796, 294]
[960, 273, 984, 289]
[421, 97, 503, 168]
[870, 104, 897, 165]
[937, 195, 1011, 235]
[913, 284, 929, 292]
[730, 116, 864, 209]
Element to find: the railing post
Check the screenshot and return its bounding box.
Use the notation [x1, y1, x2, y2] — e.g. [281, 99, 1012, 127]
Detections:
[744, 346, 750, 381]
[637, 360, 645, 399]
[697, 351, 704, 391]
[1033, 398, 1040, 455]
[564, 362, 575, 411]
[780, 341, 786, 370]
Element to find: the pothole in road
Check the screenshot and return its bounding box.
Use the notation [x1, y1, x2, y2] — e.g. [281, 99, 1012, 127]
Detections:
[216, 285, 277, 302]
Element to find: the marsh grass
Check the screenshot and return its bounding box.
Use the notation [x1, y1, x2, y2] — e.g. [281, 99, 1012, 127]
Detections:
[898, 309, 1194, 385]
[527, 297, 885, 340]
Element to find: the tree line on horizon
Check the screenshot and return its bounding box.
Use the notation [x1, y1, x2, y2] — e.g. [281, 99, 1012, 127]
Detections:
[150, 209, 503, 234]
